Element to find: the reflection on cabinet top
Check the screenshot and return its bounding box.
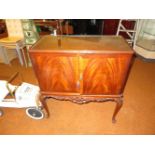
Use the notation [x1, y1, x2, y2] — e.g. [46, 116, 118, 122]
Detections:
[30, 35, 133, 53]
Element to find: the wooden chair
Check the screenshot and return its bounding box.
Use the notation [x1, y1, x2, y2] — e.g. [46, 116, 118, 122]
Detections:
[0, 19, 27, 66]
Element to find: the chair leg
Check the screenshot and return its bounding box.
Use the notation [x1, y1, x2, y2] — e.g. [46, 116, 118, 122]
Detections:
[16, 45, 24, 66]
[0, 46, 11, 65]
[21, 47, 28, 67]
[26, 45, 32, 67]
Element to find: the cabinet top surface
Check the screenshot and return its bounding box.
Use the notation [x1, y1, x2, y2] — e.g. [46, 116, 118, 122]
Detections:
[30, 35, 133, 53]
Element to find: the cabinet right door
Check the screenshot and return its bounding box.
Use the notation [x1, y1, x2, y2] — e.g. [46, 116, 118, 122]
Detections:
[80, 53, 133, 95]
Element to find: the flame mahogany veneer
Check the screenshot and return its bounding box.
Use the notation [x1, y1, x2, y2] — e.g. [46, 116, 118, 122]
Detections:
[29, 35, 134, 123]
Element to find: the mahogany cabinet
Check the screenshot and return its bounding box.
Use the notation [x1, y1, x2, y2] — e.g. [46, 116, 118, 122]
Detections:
[29, 35, 134, 123]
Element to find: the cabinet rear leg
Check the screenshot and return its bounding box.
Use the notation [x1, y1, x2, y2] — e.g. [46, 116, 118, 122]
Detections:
[112, 97, 123, 123]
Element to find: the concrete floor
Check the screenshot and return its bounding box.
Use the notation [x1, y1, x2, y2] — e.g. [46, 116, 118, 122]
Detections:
[0, 57, 155, 134]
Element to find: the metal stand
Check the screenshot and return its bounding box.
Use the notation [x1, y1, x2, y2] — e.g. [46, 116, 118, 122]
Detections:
[116, 19, 139, 47]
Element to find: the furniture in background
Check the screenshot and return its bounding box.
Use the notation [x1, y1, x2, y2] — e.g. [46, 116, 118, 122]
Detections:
[0, 20, 8, 39]
[72, 19, 103, 35]
[103, 19, 138, 47]
[134, 19, 155, 59]
[34, 19, 74, 35]
[21, 19, 40, 46]
[0, 19, 27, 66]
[21, 19, 40, 66]
[29, 35, 134, 123]
[102, 19, 120, 35]
[116, 19, 139, 47]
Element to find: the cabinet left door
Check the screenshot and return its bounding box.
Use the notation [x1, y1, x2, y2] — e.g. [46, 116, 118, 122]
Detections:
[30, 52, 80, 95]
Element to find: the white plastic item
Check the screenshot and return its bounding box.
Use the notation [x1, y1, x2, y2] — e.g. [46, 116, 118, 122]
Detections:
[0, 81, 41, 108]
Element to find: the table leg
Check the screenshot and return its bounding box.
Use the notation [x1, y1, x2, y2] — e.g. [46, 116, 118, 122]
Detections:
[0, 46, 10, 65]
[16, 44, 24, 66]
[112, 97, 123, 123]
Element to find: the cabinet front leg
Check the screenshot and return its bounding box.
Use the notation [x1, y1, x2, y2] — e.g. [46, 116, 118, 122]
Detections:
[40, 95, 50, 118]
[112, 97, 123, 123]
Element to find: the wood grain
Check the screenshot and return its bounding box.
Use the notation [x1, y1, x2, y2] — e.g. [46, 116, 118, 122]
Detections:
[81, 54, 132, 95]
[29, 35, 134, 122]
[30, 53, 79, 93]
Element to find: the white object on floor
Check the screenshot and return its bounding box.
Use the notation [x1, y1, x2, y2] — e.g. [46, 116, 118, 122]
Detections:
[0, 81, 41, 108]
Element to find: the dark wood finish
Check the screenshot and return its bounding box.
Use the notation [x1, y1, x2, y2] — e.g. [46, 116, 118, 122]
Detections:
[81, 54, 132, 95]
[30, 53, 79, 93]
[112, 97, 123, 123]
[119, 20, 136, 39]
[40, 94, 122, 104]
[39, 95, 50, 118]
[103, 19, 119, 35]
[29, 35, 134, 123]
[0, 20, 8, 39]
[102, 19, 136, 39]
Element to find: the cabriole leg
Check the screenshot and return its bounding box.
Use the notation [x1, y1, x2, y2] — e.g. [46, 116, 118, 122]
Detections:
[112, 97, 123, 123]
[40, 95, 50, 118]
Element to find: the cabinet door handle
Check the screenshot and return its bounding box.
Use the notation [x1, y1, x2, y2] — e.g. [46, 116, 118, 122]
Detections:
[79, 73, 83, 81]
[76, 81, 80, 88]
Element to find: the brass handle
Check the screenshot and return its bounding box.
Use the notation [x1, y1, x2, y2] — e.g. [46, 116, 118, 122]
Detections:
[77, 73, 83, 88]
[79, 73, 83, 81]
[76, 81, 80, 88]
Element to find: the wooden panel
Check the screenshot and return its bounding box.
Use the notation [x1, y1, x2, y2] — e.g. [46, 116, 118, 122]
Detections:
[30, 53, 79, 94]
[29, 36, 134, 96]
[29, 36, 134, 122]
[81, 53, 133, 95]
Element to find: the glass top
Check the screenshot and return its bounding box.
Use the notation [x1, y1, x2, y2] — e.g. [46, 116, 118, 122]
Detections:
[30, 35, 133, 53]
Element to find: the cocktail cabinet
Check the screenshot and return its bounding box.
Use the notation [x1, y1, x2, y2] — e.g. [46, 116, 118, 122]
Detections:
[29, 35, 134, 123]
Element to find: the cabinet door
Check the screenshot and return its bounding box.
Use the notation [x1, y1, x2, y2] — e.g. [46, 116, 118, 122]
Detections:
[30, 53, 79, 94]
[80, 53, 133, 95]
